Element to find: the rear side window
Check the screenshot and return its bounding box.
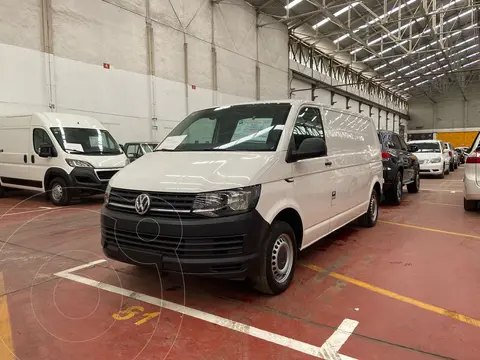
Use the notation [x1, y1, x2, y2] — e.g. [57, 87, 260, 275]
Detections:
[391, 135, 402, 149]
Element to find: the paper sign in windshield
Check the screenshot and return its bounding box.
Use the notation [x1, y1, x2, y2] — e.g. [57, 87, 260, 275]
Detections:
[65, 143, 84, 152]
[157, 135, 187, 150]
[231, 118, 273, 142]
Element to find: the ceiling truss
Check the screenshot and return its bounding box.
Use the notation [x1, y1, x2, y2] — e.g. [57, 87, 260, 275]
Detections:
[248, 0, 480, 103]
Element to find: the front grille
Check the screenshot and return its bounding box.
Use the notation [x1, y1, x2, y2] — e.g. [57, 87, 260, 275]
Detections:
[97, 170, 119, 181]
[102, 226, 244, 258]
[108, 188, 197, 217]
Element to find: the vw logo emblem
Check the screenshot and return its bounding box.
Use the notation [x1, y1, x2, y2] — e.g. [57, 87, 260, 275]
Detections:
[135, 194, 151, 215]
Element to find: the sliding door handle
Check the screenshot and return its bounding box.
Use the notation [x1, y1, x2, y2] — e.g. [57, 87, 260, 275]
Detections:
[23, 155, 27, 163]
[325, 160, 333, 166]
[285, 177, 294, 183]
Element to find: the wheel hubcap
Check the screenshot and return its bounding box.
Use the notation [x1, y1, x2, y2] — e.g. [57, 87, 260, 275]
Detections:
[271, 234, 294, 284]
[370, 193, 378, 222]
[52, 184, 63, 201]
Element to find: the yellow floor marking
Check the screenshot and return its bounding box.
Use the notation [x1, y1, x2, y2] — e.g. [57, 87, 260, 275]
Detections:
[0, 273, 14, 360]
[379, 220, 480, 240]
[304, 264, 480, 328]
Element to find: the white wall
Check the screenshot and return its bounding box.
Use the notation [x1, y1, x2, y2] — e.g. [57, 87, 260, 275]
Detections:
[0, 0, 289, 143]
[409, 84, 480, 131]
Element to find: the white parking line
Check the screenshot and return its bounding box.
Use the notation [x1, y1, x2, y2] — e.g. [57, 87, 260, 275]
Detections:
[1, 208, 53, 217]
[421, 188, 459, 193]
[55, 260, 359, 360]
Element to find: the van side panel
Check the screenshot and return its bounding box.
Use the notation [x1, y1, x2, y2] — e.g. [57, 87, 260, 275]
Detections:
[0, 116, 39, 189]
[321, 108, 381, 225]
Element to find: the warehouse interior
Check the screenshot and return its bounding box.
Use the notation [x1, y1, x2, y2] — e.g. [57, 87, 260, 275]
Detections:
[0, 0, 479, 359]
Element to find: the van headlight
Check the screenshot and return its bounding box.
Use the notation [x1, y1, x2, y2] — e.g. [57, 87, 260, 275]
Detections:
[104, 184, 111, 204]
[192, 185, 261, 217]
[66, 159, 93, 168]
[430, 157, 441, 163]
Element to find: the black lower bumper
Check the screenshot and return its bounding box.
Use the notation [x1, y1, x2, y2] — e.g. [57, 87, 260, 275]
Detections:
[101, 206, 270, 279]
[67, 168, 113, 194]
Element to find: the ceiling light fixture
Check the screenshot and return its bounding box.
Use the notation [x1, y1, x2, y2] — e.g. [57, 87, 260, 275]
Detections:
[285, 0, 303, 10]
[313, 2, 360, 29]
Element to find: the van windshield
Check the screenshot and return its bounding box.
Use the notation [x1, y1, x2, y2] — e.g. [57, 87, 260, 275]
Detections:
[156, 103, 292, 152]
[413, 142, 441, 153]
[50, 127, 122, 155]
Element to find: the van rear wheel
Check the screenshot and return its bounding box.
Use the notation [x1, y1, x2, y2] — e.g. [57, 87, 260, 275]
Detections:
[359, 189, 379, 228]
[0, 186, 5, 198]
[49, 177, 72, 206]
[252, 221, 297, 295]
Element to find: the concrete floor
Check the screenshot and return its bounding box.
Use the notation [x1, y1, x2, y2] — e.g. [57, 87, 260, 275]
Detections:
[0, 167, 479, 360]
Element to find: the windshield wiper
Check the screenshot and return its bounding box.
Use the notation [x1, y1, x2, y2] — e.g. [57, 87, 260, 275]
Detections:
[65, 149, 84, 154]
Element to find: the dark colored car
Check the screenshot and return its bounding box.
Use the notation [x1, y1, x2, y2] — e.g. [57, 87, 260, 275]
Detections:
[378, 130, 420, 204]
[455, 147, 468, 164]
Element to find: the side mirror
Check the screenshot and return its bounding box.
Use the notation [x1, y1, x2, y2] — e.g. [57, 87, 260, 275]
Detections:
[286, 137, 327, 163]
[38, 144, 55, 158]
[387, 141, 396, 149]
[408, 145, 418, 152]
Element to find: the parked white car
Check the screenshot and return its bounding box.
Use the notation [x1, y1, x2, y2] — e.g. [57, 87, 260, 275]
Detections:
[445, 142, 459, 170]
[0, 113, 128, 205]
[464, 132, 480, 211]
[101, 100, 383, 294]
[407, 140, 450, 178]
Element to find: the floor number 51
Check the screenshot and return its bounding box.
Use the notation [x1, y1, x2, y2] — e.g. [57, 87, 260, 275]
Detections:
[112, 305, 161, 326]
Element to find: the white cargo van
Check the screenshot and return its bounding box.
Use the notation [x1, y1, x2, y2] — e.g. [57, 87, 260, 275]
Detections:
[0, 113, 128, 205]
[101, 100, 383, 294]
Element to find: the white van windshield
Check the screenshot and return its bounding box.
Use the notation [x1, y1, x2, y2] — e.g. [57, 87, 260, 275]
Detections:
[413, 142, 441, 153]
[50, 127, 122, 155]
[156, 103, 292, 152]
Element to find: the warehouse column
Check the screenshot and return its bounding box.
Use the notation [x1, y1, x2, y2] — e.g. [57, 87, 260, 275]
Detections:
[41, 0, 56, 111]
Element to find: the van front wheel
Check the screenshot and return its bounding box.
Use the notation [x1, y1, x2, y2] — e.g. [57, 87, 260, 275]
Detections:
[49, 177, 72, 206]
[0, 186, 5, 198]
[252, 221, 297, 295]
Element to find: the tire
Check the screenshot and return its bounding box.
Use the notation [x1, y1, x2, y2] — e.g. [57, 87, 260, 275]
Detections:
[464, 198, 477, 212]
[358, 188, 379, 228]
[385, 172, 402, 205]
[0, 186, 5, 198]
[407, 170, 420, 193]
[454, 162, 458, 170]
[252, 221, 297, 295]
[49, 177, 72, 206]
[450, 162, 454, 172]
[444, 163, 450, 175]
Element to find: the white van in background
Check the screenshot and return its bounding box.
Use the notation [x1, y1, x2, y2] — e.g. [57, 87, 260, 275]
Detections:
[0, 113, 128, 205]
[101, 100, 383, 295]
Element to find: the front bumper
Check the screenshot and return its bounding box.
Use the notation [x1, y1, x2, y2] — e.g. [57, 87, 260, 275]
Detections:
[419, 162, 443, 175]
[101, 206, 270, 279]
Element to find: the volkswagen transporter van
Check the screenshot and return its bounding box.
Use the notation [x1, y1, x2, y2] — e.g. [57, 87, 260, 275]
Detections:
[101, 100, 383, 294]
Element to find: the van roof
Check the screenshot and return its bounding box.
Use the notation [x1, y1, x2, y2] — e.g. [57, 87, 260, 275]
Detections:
[198, 100, 376, 120]
[32, 112, 105, 129]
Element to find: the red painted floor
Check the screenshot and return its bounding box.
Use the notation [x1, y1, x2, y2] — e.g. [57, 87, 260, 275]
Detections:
[0, 167, 478, 359]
